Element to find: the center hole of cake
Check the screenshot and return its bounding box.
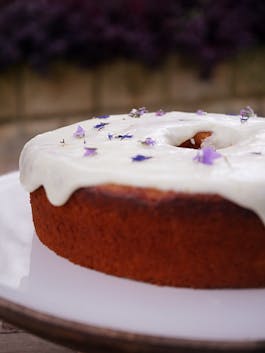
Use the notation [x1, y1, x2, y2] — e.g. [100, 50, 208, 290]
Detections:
[178, 131, 212, 149]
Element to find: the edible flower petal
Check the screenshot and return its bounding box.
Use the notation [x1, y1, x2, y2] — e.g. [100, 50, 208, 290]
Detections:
[129, 107, 148, 118]
[108, 133, 113, 140]
[138, 107, 148, 115]
[116, 134, 133, 140]
[193, 146, 221, 165]
[83, 147, 97, 157]
[97, 114, 110, 119]
[94, 122, 109, 130]
[73, 125, 85, 138]
[141, 137, 156, 146]
[132, 154, 152, 162]
[240, 106, 256, 123]
[196, 109, 207, 115]
[155, 109, 166, 116]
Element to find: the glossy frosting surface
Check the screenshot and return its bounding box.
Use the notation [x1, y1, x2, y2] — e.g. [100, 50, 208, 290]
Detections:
[19, 111, 265, 224]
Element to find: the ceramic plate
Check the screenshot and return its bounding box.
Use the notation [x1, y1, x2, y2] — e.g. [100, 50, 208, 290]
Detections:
[0, 172, 265, 352]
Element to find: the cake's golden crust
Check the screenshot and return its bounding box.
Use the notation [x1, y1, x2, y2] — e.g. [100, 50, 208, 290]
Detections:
[30, 185, 265, 288]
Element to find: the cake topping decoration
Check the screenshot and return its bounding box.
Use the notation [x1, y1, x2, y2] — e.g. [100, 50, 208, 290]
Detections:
[97, 114, 110, 119]
[129, 107, 148, 118]
[240, 106, 256, 123]
[59, 138, 65, 146]
[193, 146, 221, 165]
[141, 137, 156, 146]
[155, 109, 166, 116]
[196, 109, 207, 116]
[83, 147, 97, 157]
[73, 125, 85, 138]
[94, 122, 109, 130]
[116, 134, 133, 140]
[132, 154, 153, 162]
[108, 133, 113, 140]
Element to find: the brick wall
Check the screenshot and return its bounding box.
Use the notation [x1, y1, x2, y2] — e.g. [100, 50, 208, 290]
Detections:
[0, 50, 265, 173]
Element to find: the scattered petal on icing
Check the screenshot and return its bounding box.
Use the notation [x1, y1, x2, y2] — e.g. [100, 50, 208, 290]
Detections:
[83, 147, 97, 157]
[132, 154, 153, 162]
[155, 109, 166, 116]
[196, 109, 207, 116]
[240, 106, 256, 123]
[108, 133, 113, 140]
[129, 107, 148, 118]
[116, 134, 133, 140]
[97, 114, 110, 119]
[94, 122, 109, 130]
[193, 146, 221, 165]
[141, 137, 156, 146]
[138, 107, 148, 115]
[73, 125, 85, 138]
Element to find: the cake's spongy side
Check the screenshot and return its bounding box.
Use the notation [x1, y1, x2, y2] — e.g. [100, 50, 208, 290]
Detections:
[30, 185, 265, 288]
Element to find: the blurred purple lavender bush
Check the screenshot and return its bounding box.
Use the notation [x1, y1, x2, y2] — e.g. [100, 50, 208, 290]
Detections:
[0, 0, 264, 76]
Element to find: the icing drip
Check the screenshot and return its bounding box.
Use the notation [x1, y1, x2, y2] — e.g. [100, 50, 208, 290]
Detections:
[19, 111, 265, 225]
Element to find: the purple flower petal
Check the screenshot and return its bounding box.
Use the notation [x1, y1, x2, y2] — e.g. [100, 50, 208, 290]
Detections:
[97, 114, 110, 119]
[141, 137, 156, 146]
[193, 146, 221, 165]
[196, 109, 207, 116]
[83, 147, 97, 157]
[129, 108, 139, 117]
[155, 109, 166, 116]
[129, 107, 148, 118]
[73, 125, 85, 138]
[132, 154, 152, 162]
[94, 122, 109, 130]
[240, 106, 255, 123]
[108, 133, 113, 140]
[116, 134, 133, 140]
[138, 107, 148, 115]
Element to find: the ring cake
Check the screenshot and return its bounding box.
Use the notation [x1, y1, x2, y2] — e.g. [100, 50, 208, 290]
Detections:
[19, 109, 265, 288]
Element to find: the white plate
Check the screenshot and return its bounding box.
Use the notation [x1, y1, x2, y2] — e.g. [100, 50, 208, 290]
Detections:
[0, 172, 265, 349]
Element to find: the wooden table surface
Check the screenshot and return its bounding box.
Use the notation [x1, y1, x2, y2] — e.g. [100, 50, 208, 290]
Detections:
[0, 320, 77, 353]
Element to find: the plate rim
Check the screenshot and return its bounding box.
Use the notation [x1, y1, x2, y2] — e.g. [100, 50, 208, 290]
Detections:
[0, 295, 265, 353]
[1, 172, 265, 352]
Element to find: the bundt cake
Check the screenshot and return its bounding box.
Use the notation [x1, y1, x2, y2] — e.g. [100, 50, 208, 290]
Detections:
[19, 109, 265, 288]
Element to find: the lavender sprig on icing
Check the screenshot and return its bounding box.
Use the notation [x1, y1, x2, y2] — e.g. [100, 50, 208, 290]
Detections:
[94, 122, 109, 130]
[73, 125, 85, 138]
[240, 106, 256, 123]
[193, 146, 221, 165]
[83, 147, 97, 157]
[132, 154, 152, 162]
[141, 137, 156, 146]
[129, 107, 148, 118]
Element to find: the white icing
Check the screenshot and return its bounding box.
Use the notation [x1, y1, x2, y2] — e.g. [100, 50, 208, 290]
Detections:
[19, 111, 265, 225]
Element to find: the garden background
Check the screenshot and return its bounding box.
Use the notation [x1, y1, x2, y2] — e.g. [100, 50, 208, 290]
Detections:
[0, 0, 265, 173]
